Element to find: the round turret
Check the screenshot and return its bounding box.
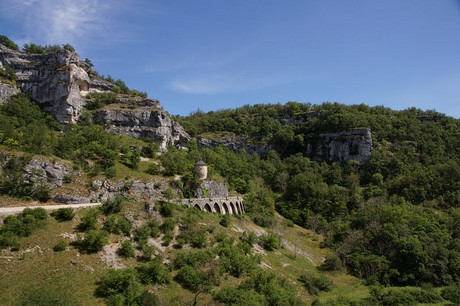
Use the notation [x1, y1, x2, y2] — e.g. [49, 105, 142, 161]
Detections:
[195, 161, 207, 180]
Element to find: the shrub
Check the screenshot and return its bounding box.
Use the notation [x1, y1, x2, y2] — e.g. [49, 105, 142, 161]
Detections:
[76, 230, 108, 253]
[136, 259, 170, 284]
[160, 218, 176, 234]
[299, 273, 333, 295]
[78, 208, 99, 231]
[175, 265, 206, 292]
[85, 92, 117, 110]
[0, 232, 19, 250]
[441, 285, 460, 304]
[0, 35, 19, 50]
[319, 253, 343, 272]
[259, 233, 280, 251]
[141, 244, 154, 260]
[159, 201, 175, 217]
[51, 207, 75, 222]
[214, 287, 266, 306]
[95, 268, 142, 304]
[240, 231, 258, 246]
[134, 225, 151, 245]
[1, 208, 48, 237]
[219, 214, 231, 227]
[101, 196, 125, 215]
[173, 249, 215, 269]
[118, 240, 135, 258]
[53, 240, 67, 252]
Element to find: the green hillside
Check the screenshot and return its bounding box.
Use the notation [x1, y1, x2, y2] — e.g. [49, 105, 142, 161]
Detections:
[1, 37, 460, 305]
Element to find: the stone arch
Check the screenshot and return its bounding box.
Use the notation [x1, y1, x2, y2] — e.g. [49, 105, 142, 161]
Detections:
[194, 204, 201, 211]
[229, 202, 237, 215]
[214, 203, 221, 214]
[222, 202, 230, 215]
[240, 202, 245, 214]
[204, 203, 212, 212]
[235, 202, 241, 214]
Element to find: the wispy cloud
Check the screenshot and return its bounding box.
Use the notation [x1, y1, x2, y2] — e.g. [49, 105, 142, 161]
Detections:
[170, 73, 287, 95]
[1, 0, 130, 48]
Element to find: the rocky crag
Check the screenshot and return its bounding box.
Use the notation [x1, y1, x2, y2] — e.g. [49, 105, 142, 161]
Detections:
[306, 128, 373, 164]
[0, 44, 189, 148]
[198, 128, 373, 165]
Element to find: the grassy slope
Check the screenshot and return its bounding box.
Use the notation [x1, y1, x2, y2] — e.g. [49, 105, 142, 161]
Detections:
[0, 202, 369, 305]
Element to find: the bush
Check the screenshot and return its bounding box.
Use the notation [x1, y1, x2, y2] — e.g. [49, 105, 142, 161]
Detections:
[95, 268, 142, 304]
[51, 208, 75, 222]
[118, 240, 135, 258]
[76, 230, 108, 253]
[85, 92, 117, 110]
[219, 214, 231, 227]
[134, 225, 152, 245]
[101, 196, 125, 215]
[1, 208, 48, 238]
[214, 287, 266, 306]
[53, 240, 67, 252]
[0, 35, 19, 50]
[259, 233, 280, 251]
[299, 273, 333, 295]
[160, 218, 176, 234]
[0, 232, 19, 250]
[136, 259, 170, 285]
[159, 201, 175, 217]
[173, 249, 215, 269]
[319, 253, 343, 272]
[175, 265, 206, 292]
[105, 215, 132, 236]
[441, 285, 460, 304]
[78, 209, 99, 231]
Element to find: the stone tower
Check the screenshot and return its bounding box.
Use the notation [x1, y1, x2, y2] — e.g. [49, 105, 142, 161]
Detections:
[195, 161, 207, 180]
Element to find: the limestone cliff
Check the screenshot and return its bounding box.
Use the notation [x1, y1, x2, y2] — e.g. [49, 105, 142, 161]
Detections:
[93, 104, 190, 150]
[0, 44, 89, 124]
[306, 128, 372, 164]
[0, 82, 18, 102]
[0, 43, 190, 148]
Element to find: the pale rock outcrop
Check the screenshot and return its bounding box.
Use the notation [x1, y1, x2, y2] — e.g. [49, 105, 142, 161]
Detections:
[90, 178, 169, 203]
[0, 82, 18, 102]
[94, 107, 190, 150]
[306, 128, 372, 164]
[23, 158, 71, 187]
[198, 133, 270, 155]
[0, 44, 90, 124]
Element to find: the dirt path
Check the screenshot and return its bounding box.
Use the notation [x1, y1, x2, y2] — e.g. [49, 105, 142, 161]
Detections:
[0, 203, 102, 215]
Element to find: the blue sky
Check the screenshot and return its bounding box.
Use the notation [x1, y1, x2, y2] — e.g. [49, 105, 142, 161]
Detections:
[1, 0, 460, 117]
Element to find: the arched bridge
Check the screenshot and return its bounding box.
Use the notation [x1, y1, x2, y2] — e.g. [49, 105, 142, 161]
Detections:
[179, 196, 244, 215]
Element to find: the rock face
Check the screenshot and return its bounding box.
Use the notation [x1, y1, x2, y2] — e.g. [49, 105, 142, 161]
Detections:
[198, 133, 270, 155]
[0, 82, 19, 102]
[90, 178, 169, 203]
[195, 179, 229, 198]
[94, 107, 190, 150]
[23, 158, 71, 187]
[0, 43, 190, 148]
[0, 44, 89, 124]
[306, 128, 373, 164]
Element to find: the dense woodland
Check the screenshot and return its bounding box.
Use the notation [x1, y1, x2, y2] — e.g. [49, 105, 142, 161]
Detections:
[1, 36, 460, 304]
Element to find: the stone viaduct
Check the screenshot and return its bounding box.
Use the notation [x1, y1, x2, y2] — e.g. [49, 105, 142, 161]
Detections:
[178, 196, 244, 215]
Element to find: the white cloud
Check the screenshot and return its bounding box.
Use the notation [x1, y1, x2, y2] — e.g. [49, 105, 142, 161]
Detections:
[170, 73, 286, 95]
[1, 0, 127, 48]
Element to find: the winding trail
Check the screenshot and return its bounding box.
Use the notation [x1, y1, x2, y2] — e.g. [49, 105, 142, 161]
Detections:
[0, 203, 102, 215]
